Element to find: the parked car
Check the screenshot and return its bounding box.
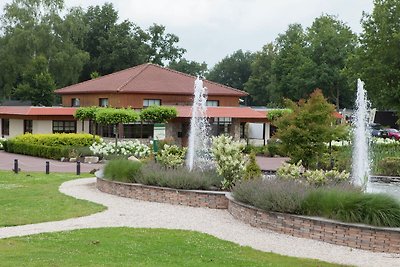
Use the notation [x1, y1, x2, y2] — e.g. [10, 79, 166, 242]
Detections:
[369, 123, 383, 137]
[381, 128, 400, 140]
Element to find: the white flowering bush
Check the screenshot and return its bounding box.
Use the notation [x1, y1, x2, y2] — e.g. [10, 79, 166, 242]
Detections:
[0, 137, 6, 150]
[276, 161, 305, 180]
[211, 135, 247, 190]
[90, 139, 150, 158]
[156, 144, 187, 168]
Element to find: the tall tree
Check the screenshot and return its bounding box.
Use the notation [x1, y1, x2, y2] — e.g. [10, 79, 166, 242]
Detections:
[307, 15, 357, 109]
[168, 58, 208, 76]
[206, 50, 255, 91]
[244, 43, 278, 106]
[272, 23, 317, 103]
[355, 0, 400, 110]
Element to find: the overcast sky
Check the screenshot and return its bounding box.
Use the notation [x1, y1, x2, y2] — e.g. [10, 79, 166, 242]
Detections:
[0, 0, 375, 67]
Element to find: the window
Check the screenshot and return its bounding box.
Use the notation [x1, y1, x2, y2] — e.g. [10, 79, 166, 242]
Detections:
[97, 124, 115, 138]
[1, 119, 9, 136]
[52, 121, 76, 133]
[211, 117, 232, 136]
[124, 123, 154, 138]
[143, 99, 161, 107]
[99, 98, 109, 107]
[206, 100, 219, 107]
[24, 120, 33, 133]
[71, 98, 80, 107]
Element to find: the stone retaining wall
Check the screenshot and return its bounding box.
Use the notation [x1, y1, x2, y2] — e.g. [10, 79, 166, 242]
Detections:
[227, 195, 400, 253]
[96, 178, 228, 209]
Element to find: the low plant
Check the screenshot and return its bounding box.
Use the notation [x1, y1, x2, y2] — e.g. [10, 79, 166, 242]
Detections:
[11, 133, 100, 147]
[233, 179, 310, 213]
[243, 144, 269, 156]
[4, 140, 71, 159]
[211, 135, 247, 190]
[376, 157, 400, 176]
[103, 159, 142, 183]
[276, 161, 304, 181]
[90, 140, 150, 158]
[136, 162, 223, 190]
[156, 144, 187, 168]
[301, 189, 400, 227]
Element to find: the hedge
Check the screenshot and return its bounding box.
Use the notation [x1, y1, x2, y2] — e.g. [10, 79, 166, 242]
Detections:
[4, 140, 71, 160]
[12, 133, 100, 147]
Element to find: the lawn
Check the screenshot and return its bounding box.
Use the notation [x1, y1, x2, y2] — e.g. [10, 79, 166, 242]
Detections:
[0, 227, 346, 267]
[0, 171, 105, 227]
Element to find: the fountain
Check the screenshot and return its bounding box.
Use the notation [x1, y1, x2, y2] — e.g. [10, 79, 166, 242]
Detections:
[186, 77, 212, 171]
[351, 79, 371, 191]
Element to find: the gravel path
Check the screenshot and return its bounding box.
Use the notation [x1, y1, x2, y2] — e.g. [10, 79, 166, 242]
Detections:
[1, 178, 399, 267]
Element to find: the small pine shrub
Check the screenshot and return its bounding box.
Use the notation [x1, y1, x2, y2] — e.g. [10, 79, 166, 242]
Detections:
[103, 159, 142, 183]
[243, 153, 262, 180]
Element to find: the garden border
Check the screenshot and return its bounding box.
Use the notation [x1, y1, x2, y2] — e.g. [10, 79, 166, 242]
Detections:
[96, 177, 400, 253]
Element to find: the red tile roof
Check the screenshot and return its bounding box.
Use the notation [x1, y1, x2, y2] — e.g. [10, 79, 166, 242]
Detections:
[174, 106, 267, 119]
[55, 63, 248, 97]
[0, 106, 77, 116]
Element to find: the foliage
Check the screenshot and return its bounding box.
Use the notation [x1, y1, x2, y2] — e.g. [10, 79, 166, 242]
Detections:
[243, 153, 262, 180]
[0, 171, 104, 227]
[301, 189, 400, 227]
[211, 135, 247, 190]
[89, 140, 150, 158]
[206, 49, 255, 91]
[0, 137, 6, 149]
[377, 157, 400, 176]
[156, 144, 187, 168]
[74, 106, 99, 120]
[95, 108, 139, 125]
[11, 133, 100, 147]
[266, 109, 292, 122]
[233, 179, 310, 214]
[139, 106, 177, 123]
[135, 162, 223, 190]
[3, 140, 71, 160]
[168, 58, 208, 76]
[0, 228, 341, 267]
[274, 89, 346, 168]
[103, 159, 142, 183]
[276, 161, 304, 181]
[243, 144, 269, 156]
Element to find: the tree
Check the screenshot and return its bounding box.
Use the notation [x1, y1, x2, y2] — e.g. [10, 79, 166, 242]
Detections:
[139, 106, 177, 123]
[272, 23, 317, 103]
[244, 44, 278, 105]
[274, 89, 344, 169]
[307, 15, 357, 109]
[168, 58, 208, 77]
[13, 55, 56, 106]
[354, 0, 400, 110]
[74, 106, 99, 136]
[206, 50, 255, 91]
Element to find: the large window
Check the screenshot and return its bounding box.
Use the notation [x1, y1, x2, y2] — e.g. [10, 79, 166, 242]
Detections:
[211, 117, 232, 136]
[97, 124, 115, 138]
[24, 120, 33, 133]
[143, 99, 161, 107]
[206, 100, 219, 107]
[1, 119, 9, 136]
[52, 121, 76, 133]
[71, 98, 80, 107]
[124, 123, 154, 138]
[99, 98, 109, 107]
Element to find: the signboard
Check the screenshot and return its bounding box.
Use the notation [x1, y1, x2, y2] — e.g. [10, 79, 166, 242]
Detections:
[153, 123, 166, 140]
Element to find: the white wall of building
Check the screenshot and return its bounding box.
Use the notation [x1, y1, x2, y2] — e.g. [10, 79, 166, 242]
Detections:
[9, 119, 24, 137]
[32, 120, 52, 134]
[247, 122, 270, 146]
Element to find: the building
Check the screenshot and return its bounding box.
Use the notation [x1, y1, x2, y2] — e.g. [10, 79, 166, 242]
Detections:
[0, 63, 269, 145]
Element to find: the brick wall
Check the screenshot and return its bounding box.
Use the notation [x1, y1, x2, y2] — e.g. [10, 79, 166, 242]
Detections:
[227, 195, 400, 253]
[96, 178, 228, 209]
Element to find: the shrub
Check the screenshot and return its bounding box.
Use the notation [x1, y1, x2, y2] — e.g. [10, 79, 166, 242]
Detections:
[11, 133, 100, 147]
[377, 157, 400, 176]
[156, 144, 187, 168]
[136, 162, 223, 190]
[266, 138, 284, 157]
[0, 137, 6, 150]
[243, 153, 262, 180]
[103, 159, 142, 183]
[243, 144, 269, 156]
[301, 189, 400, 227]
[211, 135, 247, 190]
[4, 140, 70, 159]
[90, 140, 150, 158]
[233, 179, 310, 214]
[276, 161, 304, 181]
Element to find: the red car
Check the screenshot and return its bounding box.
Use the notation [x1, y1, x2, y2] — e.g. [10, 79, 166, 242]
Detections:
[381, 128, 400, 140]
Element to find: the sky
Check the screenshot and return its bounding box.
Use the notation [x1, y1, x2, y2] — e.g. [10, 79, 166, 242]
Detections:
[0, 0, 375, 67]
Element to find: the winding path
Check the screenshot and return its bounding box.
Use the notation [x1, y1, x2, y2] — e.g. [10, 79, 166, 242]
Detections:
[1, 178, 399, 267]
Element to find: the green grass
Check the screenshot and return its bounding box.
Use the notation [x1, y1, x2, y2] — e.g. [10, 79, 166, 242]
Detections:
[0, 171, 105, 227]
[0, 228, 346, 267]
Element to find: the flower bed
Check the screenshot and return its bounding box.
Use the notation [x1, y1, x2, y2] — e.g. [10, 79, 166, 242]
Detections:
[227, 194, 400, 253]
[96, 177, 228, 209]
